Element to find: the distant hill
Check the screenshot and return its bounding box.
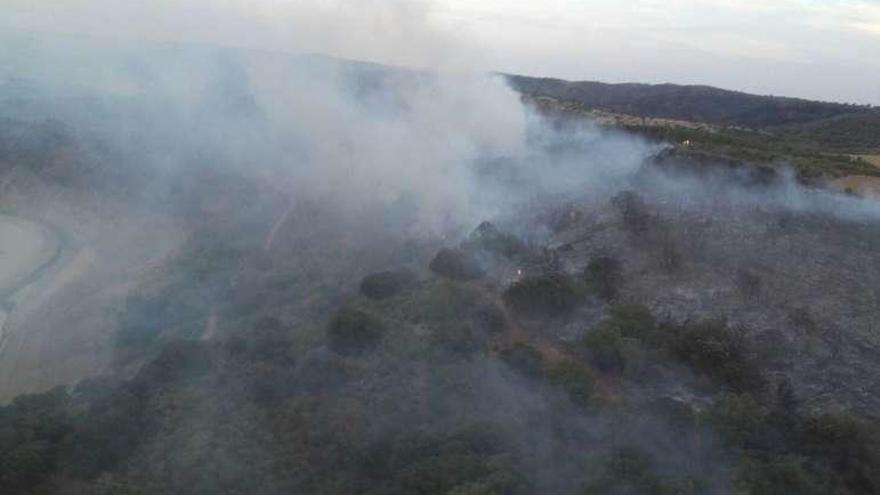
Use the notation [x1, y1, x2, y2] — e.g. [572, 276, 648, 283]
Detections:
[506, 75, 880, 151]
[772, 110, 880, 153]
[511, 79, 880, 180]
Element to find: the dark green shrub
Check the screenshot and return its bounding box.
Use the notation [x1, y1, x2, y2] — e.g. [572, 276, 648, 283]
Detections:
[296, 351, 351, 393]
[735, 456, 823, 495]
[409, 282, 507, 334]
[66, 384, 154, 478]
[546, 361, 594, 406]
[583, 447, 657, 495]
[360, 269, 418, 300]
[667, 320, 764, 394]
[362, 427, 528, 495]
[606, 304, 657, 341]
[503, 272, 581, 317]
[500, 343, 544, 379]
[429, 249, 485, 281]
[327, 307, 384, 356]
[584, 256, 622, 301]
[581, 326, 627, 374]
[736, 268, 762, 300]
[0, 388, 71, 492]
[139, 340, 215, 384]
[249, 316, 295, 363]
[584, 447, 705, 495]
[470, 302, 507, 335]
[650, 398, 698, 432]
[429, 323, 487, 362]
[612, 190, 651, 235]
[466, 222, 526, 259]
[708, 393, 773, 450]
[581, 305, 656, 376]
[602, 447, 657, 487]
[796, 414, 880, 494]
[246, 362, 299, 404]
[655, 477, 706, 495]
[655, 228, 683, 273]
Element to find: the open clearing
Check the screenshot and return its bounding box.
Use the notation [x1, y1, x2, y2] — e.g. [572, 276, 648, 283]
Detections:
[834, 174, 880, 197]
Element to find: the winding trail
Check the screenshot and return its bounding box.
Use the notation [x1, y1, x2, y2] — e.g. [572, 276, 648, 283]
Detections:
[202, 198, 295, 342]
[0, 215, 62, 360]
[263, 199, 294, 253]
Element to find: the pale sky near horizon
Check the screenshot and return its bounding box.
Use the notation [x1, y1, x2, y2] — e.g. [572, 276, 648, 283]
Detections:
[2, 0, 879, 104]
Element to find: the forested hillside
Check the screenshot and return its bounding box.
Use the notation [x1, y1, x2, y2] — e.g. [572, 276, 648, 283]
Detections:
[506, 76, 872, 128]
[1, 40, 880, 495]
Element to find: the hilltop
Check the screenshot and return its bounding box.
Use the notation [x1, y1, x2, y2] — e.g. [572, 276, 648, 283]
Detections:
[507, 75, 880, 183]
[506, 75, 879, 142]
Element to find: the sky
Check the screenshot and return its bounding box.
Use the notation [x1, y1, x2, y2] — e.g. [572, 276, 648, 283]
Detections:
[2, 0, 879, 104]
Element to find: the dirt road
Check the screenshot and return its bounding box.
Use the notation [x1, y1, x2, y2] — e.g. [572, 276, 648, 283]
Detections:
[0, 215, 61, 354]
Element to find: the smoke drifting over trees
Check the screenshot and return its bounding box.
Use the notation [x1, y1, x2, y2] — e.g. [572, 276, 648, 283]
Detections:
[1, 2, 880, 494]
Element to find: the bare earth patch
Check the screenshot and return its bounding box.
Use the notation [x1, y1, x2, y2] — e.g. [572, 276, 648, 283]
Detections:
[858, 154, 880, 168]
[834, 175, 880, 197]
[0, 189, 184, 403]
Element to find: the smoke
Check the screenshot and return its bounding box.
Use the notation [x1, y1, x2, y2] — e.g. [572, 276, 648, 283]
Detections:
[1, 0, 483, 71]
[3, 2, 880, 494]
[0, 17, 660, 237]
[244, 55, 530, 232]
[639, 159, 880, 223]
[0, 1, 649, 411]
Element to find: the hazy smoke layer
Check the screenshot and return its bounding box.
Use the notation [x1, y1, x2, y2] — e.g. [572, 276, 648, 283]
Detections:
[0, 28, 661, 238]
[3, 3, 880, 495]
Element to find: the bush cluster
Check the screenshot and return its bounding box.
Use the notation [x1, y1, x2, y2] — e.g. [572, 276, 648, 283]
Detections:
[327, 307, 385, 356]
[503, 272, 581, 317]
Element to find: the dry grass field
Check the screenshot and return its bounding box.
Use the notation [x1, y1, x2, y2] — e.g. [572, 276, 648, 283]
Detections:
[835, 174, 880, 197]
[859, 154, 880, 168]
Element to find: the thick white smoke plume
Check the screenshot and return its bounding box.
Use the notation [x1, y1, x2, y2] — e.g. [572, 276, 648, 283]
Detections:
[246, 57, 530, 231]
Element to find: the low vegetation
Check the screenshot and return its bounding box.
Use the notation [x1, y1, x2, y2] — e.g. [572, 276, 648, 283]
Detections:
[4, 268, 880, 494]
[632, 125, 880, 180]
[465, 221, 527, 259]
[360, 269, 418, 300]
[327, 307, 385, 356]
[511, 76, 880, 180]
[429, 248, 486, 281]
[507, 75, 870, 129]
[503, 272, 582, 317]
[583, 255, 622, 302]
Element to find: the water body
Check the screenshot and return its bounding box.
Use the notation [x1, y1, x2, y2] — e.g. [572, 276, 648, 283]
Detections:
[0, 214, 60, 354]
